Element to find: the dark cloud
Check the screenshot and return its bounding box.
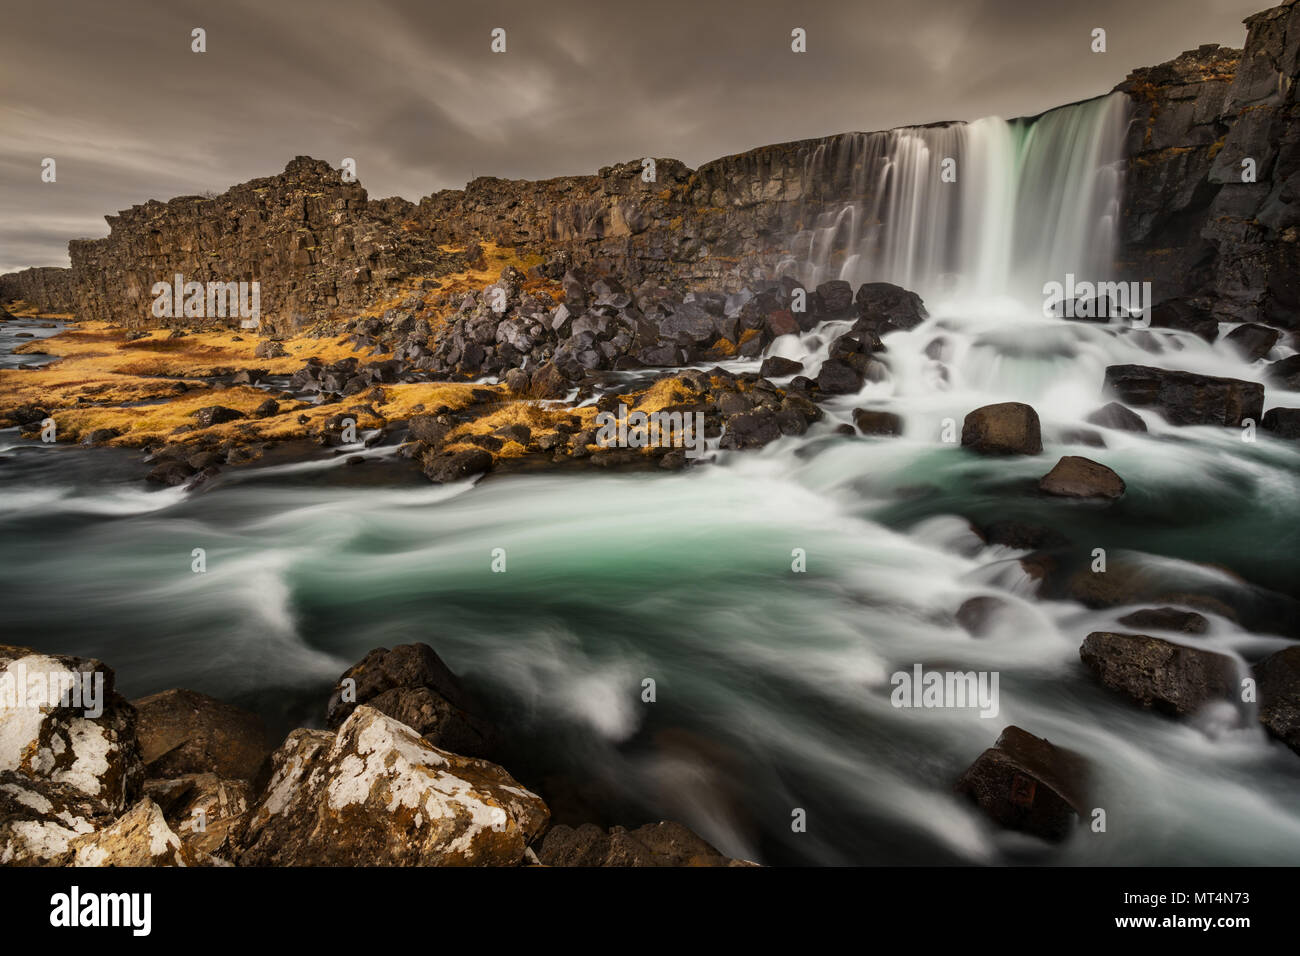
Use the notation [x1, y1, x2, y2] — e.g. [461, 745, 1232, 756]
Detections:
[0, 0, 1265, 272]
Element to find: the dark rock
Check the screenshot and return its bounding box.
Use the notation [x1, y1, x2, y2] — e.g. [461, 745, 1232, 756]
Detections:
[955, 596, 1013, 637]
[759, 356, 803, 377]
[815, 359, 863, 395]
[955, 726, 1089, 842]
[853, 408, 903, 436]
[194, 405, 245, 428]
[1085, 402, 1148, 432]
[1147, 299, 1219, 342]
[131, 688, 271, 782]
[81, 428, 120, 445]
[1038, 456, 1126, 499]
[1104, 365, 1264, 427]
[537, 821, 747, 867]
[816, 279, 855, 314]
[1267, 354, 1300, 390]
[855, 282, 928, 330]
[961, 402, 1042, 455]
[146, 460, 197, 486]
[252, 398, 280, 419]
[720, 411, 782, 449]
[1225, 323, 1281, 361]
[977, 520, 1070, 551]
[1255, 646, 1300, 755]
[1079, 631, 1238, 717]
[423, 448, 492, 483]
[1117, 607, 1210, 634]
[1262, 406, 1300, 439]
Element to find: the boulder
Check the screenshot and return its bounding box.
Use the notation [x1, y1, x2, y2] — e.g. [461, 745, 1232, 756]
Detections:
[815, 359, 863, 395]
[855, 282, 928, 330]
[326, 643, 495, 757]
[853, 408, 903, 436]
[1104, 365, 1264, 427]
[1038, 456, 1125, 499]
[65, 798, 199, 867]
[1225, 323, 1281, 361]
[237, 706, 548, 866]
[1147, 299, 1219, 341]
[759, 356, 803, 378]
[423, 448, 492, 483]
[1262, 407, 1300, 439]
[131, 688, 271, 782]
[1255, 646, 1300, 756]
[144, 773, 251, 859]
[955, 726, 1089, 842]
[1266, 354, 1300, 390]
[537, 821, 749, 867]
[0, 647, 143, 813]
[193, 406, 245, 428]
[719, 411, 782, 450]
[1079, 632, 1238, 717]
[961, 402, 1042, 455]
[1084, 402, 1147, 432]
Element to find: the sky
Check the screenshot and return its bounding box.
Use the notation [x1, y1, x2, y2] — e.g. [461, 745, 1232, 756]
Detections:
[0, 0, 1268, 273]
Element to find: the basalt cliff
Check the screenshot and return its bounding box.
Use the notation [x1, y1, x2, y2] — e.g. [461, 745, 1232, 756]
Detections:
[5, 0, 1299, 333]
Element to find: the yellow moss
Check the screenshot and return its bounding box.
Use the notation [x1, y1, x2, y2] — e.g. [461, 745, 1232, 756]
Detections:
[624, 376, 699, 415]
[376, 382, 493, 419]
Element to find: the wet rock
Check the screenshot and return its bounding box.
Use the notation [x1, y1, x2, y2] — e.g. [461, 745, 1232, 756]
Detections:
[1226, 323, 1281, 361]
[955, 596, 1015, 637]
[961, 402, 1042, 455]
[855, 282, 928, 330]
[1085, 402, 1148, 432]
[131, 689, 271, 782]
[1104, 365, 1264, 427]
[815, 358, 863, 395]
[252, 398, 280, 419]
[1255, 646, 1300, 756]
[852, 408, 903, 436]
[193, 405, 245, 428]
[759, 356, 803, 377]
[955, 726, 1089, 843]
[537, 820, 749, 867]
[237, 706, 548, 866]
[719, 411, 782, 449]
[65, 798, 199, 867]
[1079, 631, 1238, 717]
[1038, 456, 1125, 499]
[325, 643, 495, 757]
[1117, 607, 1209, 634]
[1262, 407, 1300, 439]
[816, 280, 855, 315]
[80, 428, 120, 445]
[1147, 299, 1219, 342]
[976, 520, 1069, 551]
[1267, 354, 1300, 390]
[423, 448, 492, 483]
[0, 647, 143, 814]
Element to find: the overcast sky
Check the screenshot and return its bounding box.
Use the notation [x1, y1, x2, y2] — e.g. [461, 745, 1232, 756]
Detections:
[0, 0, 1265, 273]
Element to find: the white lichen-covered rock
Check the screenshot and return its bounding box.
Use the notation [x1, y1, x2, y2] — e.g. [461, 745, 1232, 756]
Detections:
[144, 773, 250, 859]
[0, 645, 143, 813]
[0, 771, 112, 865]
[65, 798, 198, 867]
[238, 706, 549, 866]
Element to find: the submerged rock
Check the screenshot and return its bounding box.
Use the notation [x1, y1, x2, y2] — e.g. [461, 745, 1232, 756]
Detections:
[1117, 607, 1209, 634]
[1085, 401, 1147, 432]
[1079, 631, 1239, 717]
[955, 726, 1089, 842]
[237, 706, 548, 866]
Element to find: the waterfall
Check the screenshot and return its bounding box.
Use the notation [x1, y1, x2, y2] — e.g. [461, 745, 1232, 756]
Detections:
[782, 93, 1129, 308]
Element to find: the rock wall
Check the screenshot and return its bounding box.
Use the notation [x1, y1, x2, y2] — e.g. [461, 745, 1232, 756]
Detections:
[64, 157, 463, 332]
[0, 266, 76, 312]
[4, 2, 1299, 330]
[1119, 0, 1300, 328]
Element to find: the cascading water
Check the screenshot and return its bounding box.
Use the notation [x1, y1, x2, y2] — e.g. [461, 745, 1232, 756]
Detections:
[3, 94, 1299, 867]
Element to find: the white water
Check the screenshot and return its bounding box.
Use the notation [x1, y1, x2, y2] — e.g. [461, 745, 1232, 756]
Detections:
[3, 95, 1300, 865]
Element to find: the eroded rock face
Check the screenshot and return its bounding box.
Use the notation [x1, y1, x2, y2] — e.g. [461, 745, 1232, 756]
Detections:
[144, 773, 250, 859]
[1255, 645, 1300, 755]
[132, 688, 270, 782]
[537, 821, 750, 867]
[961, 402, 1043, 455]
[955, 726, 1089, 843]
[237, 706, 548, 866]
[0, 646, 143, 813]
[1079, 631, 1240, 717]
